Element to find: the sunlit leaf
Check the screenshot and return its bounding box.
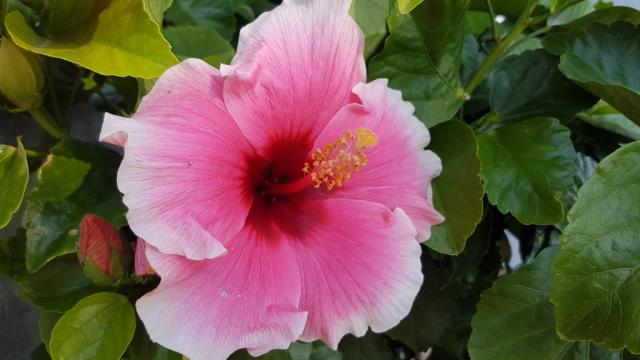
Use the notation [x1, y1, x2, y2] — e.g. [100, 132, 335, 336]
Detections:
[6, 0, 178, 78]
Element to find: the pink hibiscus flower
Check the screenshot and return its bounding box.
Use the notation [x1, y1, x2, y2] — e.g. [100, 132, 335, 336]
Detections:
[100, 0, 443, 358]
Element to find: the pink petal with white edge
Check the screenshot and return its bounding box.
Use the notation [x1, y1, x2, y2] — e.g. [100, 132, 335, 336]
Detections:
[221, 0, 366, 155]
[136, 221, 308, 360]
[312, 79, 444, 242]
[100, 59, 260, 260]
[285, 198, 423, 348]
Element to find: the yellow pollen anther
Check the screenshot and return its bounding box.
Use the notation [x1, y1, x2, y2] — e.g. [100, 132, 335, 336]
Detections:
[302, 128, 378, 191]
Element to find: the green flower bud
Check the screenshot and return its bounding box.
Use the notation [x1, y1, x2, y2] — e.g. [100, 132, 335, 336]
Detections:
[0, 36, 44, 111]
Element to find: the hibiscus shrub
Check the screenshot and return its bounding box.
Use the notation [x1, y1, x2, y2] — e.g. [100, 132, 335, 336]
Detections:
[1, 0, 640, 359]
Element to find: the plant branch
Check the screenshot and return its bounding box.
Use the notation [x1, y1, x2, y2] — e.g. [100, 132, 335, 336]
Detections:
[464, 0, 540, 97]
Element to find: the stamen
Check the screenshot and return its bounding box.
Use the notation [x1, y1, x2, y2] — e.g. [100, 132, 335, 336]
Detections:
[303, 128, 378, 191]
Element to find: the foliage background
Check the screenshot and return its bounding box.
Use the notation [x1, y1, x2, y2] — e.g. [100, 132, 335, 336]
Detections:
[1, 0, 640, 359]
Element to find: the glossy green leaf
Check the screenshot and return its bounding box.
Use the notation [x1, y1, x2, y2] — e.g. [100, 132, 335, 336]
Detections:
[397, 0, 423, 14]
[23, 140, 126, 273]
[477, 118, 577, 224]
[427, 120, 483, 255]
[551, 140, 640, 353]
[350, 0, 392, 58]
[165, 0, 248, 40]
[6, 0, 178, 78]
[163, 25, 234, 67]
[0, 140, 28, 228]
[369, 0, 467, 127]
[470, 247, 630, 360]
[489, 50, 596, 123]
[338, 332, 393, 360]
[49, 292, 136, 360]
[577, 101, 640, 141]
[557, 22, 640, 125]
[144, 0, 173, 25]
[19, 255, 105, 311]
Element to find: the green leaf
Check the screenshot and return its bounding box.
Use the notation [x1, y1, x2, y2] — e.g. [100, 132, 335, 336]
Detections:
[0, 140, 28, 228]
[489, 50, 596, 124]
[556, 22, 640, 125]
[577, 101, 640, 141]
[30, 156, 91, 203]
[19, 255, 105, 311]
[397, 0, 423, 14]
[163, 25, 234, 67]
[387, 221, 501, 360]
[39, 311, 63, 352]
[369, 0, 467, 127]
[49, 292, 136, 360]
[349, 0, 392, 58]
[23, 140, 126, 273]
[464, 11, 491, 35]
[477, 117, 577, 225]
[551, 140, 640, 353]
[547, 1, 595, 26]
[144, 0, 173, 25]
[427, 120, 483, 255]
[550, 0, 586, 13]
[6, 0, 178, 78]
[469, 0, 529, 19]
[165, 0, 248, 41]
[338, 332, 393, 360]
[0, 228, 27, 279]
[41, 0, 110, 37]
[543, 6, 640, 55]
[229, 342, 340, 360]
[470, 247, 628, 360]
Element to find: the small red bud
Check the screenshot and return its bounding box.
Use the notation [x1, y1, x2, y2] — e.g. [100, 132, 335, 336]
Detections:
[78, 214, 129, 284]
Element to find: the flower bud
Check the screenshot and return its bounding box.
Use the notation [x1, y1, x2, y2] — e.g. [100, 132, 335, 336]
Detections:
[134, 238, 155, 276]
[78, 214, 129, 285]
[0, 37, 44, 111]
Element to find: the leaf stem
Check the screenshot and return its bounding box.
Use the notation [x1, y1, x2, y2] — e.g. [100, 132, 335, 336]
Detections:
[464, 0, 539, 97]
[24, 148, 46, 158]
[28, 107, 65, 139]
[96, 88, 128, 116]
[485, 0, 500, 43]
[505, 25, 551, 54]
[65, 67, 85, 121]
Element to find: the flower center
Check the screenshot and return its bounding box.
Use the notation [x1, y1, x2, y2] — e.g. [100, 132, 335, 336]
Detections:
[264, 128, 378, 196]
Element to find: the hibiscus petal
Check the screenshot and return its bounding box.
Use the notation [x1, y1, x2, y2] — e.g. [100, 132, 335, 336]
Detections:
[136, 221, 307, 360]
[312, 79, 444, 241]
[285, 198, 423, 348]
[100, 59, 260, 260]
[221, 0, 366, 155]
